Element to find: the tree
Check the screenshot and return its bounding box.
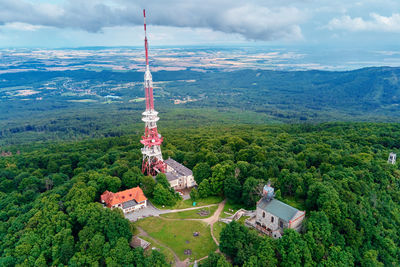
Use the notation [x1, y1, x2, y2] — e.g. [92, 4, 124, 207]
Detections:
[210, 162, 235, 195]
[198, 179, 211, 198]
[34, 254, 47, 267]
[155, 173, 170, 188]
[146, 250, 170, 266]
[140, 176, 156, 198]
[121, 168, 142, 189]
[193, 162, 211, 184]
[200, 252, 231, 267]
[361, 250, 383, 267]
[220, 221, 247, 259]
[321, 246, 354, 267]
[236, 161, 250, 183]
[107, 237, 135, 265]
[220, 221, 262, 265]
[224, 176, 242, 203]
[277, 229, 313, 267]
[153, 184, 177, 206]
[255, 238, 277, 267]
[241, 177, 263, 208]
[205, 152, 219, 166]
[190, 188, 200, 201]
[98, 174, 121, 193]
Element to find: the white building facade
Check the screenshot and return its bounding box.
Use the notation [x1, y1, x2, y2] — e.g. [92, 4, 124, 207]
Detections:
[164, 158, 196, 190]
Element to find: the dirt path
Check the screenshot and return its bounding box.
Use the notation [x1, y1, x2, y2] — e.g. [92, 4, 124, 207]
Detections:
[207, 200, 225, 246]
[202, 199, 225, 225]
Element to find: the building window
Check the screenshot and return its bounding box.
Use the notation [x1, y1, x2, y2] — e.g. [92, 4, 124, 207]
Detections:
[271, 216, 274, 223]
[262, 212, 265, 218]
[279, 221, 283, 228]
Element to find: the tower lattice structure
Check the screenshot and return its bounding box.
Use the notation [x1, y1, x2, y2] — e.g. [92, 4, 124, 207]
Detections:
[140, 9, 166, 176]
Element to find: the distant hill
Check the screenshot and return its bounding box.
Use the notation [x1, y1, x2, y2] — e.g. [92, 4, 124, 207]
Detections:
[2, 66, 400, 144]
[186, 66, 400, 122]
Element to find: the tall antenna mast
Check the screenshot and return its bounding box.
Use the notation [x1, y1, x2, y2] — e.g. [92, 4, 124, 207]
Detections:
[143, 9, 149, 66]
[140, 9, 166, 176]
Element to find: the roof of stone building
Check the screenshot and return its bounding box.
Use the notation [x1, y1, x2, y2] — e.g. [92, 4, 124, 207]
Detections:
[130, 236, 150, 250]
[257, 198, 303, 222]
[165, 158, 193, 176]
[165, 171, 180, 181]
[101, 187, 147, 208]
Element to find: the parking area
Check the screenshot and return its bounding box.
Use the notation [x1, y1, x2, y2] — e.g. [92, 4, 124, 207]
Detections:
[125, 202, 171, 222]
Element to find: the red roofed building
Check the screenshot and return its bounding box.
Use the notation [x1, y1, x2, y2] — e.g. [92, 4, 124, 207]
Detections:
[101, 186, 147, 214]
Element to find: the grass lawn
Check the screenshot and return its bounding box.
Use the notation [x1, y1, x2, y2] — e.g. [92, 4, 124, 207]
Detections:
[160, 205, 218, 219]
[136, 217, 217, 260]
[212, 221, 226, 243]
[153, 195, 224, 210]
[138, 236, 176, 265]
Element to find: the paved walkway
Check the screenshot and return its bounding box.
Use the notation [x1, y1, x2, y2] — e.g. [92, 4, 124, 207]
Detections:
[125, 201, 218, 222]
[125, 202, 163, 222]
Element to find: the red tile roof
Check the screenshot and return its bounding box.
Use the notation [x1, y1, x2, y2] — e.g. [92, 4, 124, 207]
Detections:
[101, 186, 147, 208]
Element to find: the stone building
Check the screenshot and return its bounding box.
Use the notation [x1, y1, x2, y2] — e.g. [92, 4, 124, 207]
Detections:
[164, 158, 196, 190]
[247, 184, 305, 239]
[130, 236, 150, 250]
[101, 186, 147, 214]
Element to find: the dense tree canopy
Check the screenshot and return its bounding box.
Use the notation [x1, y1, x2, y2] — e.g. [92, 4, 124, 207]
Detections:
[0, 136, 168, 266]
[1, 122, 400, 266]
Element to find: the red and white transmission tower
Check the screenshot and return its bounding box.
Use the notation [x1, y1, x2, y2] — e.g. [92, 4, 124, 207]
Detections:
[140, 9, 166, 176]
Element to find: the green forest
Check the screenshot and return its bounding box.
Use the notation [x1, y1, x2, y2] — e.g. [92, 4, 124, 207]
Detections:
[1, 122, 399, 266]
[3, 67, 400, 146]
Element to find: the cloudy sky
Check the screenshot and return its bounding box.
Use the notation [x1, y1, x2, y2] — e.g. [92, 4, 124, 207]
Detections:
[0, 0, 400, 49]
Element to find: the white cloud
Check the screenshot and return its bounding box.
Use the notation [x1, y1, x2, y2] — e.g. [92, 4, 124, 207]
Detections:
[0, 0, 306, 41]
[327, 13, 400, 32]
[2, 22, 46, 31]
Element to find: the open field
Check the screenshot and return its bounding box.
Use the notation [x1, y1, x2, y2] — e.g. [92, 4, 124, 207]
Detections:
[160, 205, 218, 219]
[135, 217, 217, 260]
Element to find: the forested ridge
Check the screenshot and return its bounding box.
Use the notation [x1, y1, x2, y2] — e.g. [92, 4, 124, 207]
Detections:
[3, 67, 400, 145]
[1, 122, 400, 266]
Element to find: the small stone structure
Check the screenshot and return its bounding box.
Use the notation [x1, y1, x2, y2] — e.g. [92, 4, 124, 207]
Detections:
[220, 209, 255, 224]
[388, 152, 396, 164]
[130, 236, 150, 250]
[196, 209, 210, 216]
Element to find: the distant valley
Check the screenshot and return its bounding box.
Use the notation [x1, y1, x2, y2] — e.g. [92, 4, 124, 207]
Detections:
[2, 47, 400, 145]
